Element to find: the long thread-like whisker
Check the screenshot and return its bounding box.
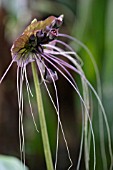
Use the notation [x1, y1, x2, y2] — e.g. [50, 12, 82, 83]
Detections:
[20, 66, 25, 170]
[48, 48, 113, 167]
[41, 53, 96, 169]
[58, 33, 108, 169]
[47, 51, 86, 169]
[17, 66, 23, 166]
[46, 45, 113, 168]
[77, 101, 85, 170]
[37, 59, 60, 170]
[43, 53, 87, 169]
[17, 66, 25, 170]
[42, 61, 73, 170]
[24, 66, 39, 133]
[43, 52, 91, 169]
[17, 64, 25, 170]
[45, 47, 113, 167]
[35, 57, 60, 169]
[88, 90, 93, 154]
[0, 59, 14, 84]
[55, 40, 91, 162]
[55, 39, 83, 66]
[24, 66, 33, 97]
[36, 55, 73, 170]
[42, 44, 83, 72]
[44, 54, 77, 87]
[44, 43, 112, 167]
[44, 50, 76, 56]
[58, 34, 101, 87]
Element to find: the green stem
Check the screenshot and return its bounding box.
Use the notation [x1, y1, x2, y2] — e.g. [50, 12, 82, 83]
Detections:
[31, 62, 54, 170]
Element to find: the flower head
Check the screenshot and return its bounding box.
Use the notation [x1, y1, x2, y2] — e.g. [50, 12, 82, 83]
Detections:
[8, 15, 64, 84]
[11, 15, 63, 68]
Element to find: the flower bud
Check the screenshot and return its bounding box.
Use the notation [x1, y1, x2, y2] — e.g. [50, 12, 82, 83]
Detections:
[48, 29, 58, 40]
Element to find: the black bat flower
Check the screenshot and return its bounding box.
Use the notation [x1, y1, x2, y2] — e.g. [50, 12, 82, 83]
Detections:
[0, 15, 112, 170]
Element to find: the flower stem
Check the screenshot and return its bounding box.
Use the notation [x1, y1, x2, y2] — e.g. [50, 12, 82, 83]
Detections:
[31, 62, 54, 170]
